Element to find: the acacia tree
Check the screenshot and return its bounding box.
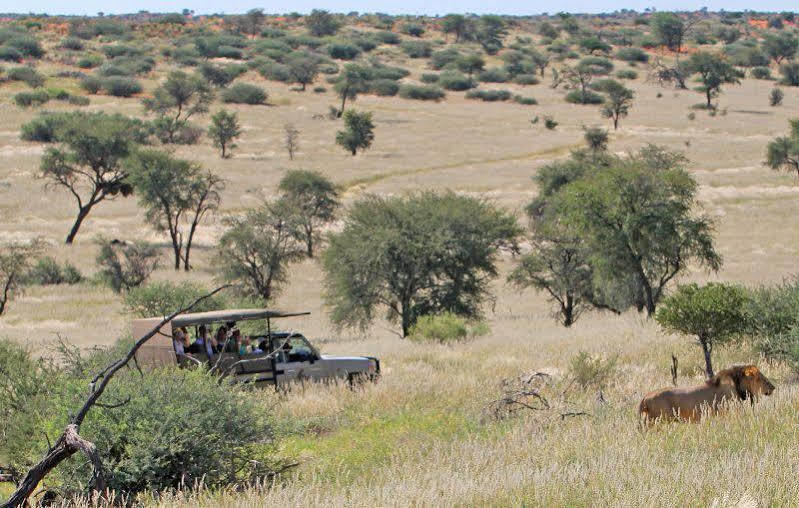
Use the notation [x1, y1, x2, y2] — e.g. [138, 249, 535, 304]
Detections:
[323, 192, 521, 337]
[214, 204, 305, 301]
[656, 283, 747, 378]
[278, 169, 339, 257]
[284, 123, 300, 160]
[305, 9, 340, 36]
[287, 52, 320, 91]
[0, 240, 44, 316]
[333, 64, 371, 117]
[509, 154, 625, 327]
[336, 110, 374, 155]
[39, 113, 144, 244]
[127, 149, 223, 271]
[651, 12, 686, 53]
[142, 71, 214, 144]
[562, 57, 613, 103]
[597, 79, 634, 129]
[765, 119, 799, 178]
[442, 14, 474, 42]
[556, 145, 721, 316]
[686, 52, 741, 108]
[236, 8, 265, 38]
[208, 109, 241, 158]
[764, 32, 799, 65]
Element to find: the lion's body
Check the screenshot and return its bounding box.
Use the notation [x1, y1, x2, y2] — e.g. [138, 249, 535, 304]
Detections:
[638, 365, 775, 423]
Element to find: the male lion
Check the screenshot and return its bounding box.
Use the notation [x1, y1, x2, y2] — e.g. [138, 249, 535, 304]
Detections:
[638, 365, 775, 423]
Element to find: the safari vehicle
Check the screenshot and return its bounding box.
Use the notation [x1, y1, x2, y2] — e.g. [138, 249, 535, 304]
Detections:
[133, 309, 380, 388]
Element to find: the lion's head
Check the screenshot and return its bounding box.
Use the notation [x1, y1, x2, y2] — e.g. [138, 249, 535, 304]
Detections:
[713, 365, 775, 400]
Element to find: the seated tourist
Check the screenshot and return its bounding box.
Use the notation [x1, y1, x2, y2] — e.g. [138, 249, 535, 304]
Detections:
[173, 328, 189, 356]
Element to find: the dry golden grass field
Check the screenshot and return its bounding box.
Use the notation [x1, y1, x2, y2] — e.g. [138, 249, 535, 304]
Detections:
[3, 22, 799, 507]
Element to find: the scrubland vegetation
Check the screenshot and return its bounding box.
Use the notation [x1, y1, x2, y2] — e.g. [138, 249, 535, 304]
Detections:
[3, 7, 799, 507]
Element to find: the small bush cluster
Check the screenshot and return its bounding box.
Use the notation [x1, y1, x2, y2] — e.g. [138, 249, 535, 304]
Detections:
[466, 89, 512, 101]
[478, 67, 510, 83]
[398, 84, 445, 101]
[401, 40, 433, 58]
[616, 69, 638, 80]
[438, 70, 473, 91]
[221, 82, 268, 104]
[7, 65, 45, 87]
[25, 256, 83, 285]
[567, 351, 618, 390]
[565, 90, 604, 104]
[408, 312, 489, 344]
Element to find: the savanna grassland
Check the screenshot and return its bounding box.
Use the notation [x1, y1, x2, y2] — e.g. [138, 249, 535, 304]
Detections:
[2, 10, 799, 507]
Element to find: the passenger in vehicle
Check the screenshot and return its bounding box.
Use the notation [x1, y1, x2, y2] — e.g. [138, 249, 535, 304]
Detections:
[225, 329, 242, 353]
[187, 325, 214, 357]
[173, 328, 189, 356]
[213, 326, 228, 353]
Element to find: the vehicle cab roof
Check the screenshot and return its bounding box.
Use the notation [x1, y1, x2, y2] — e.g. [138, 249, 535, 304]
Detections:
[169, 309, 310, 327]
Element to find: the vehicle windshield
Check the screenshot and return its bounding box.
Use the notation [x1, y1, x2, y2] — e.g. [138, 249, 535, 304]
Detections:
[273, 335, 318, 363]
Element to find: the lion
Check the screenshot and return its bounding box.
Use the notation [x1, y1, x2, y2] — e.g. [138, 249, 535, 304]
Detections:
[638, 365, 775, 423]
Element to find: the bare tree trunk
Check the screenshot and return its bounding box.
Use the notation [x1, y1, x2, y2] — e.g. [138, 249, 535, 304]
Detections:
[700, 337, 714, 379]
[65, 205, 92, 244]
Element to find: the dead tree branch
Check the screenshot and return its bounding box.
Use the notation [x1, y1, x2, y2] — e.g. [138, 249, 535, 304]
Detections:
[2, 286, 229, 508]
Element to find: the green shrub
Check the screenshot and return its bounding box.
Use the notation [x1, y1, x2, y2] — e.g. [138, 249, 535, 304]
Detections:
[369, 78, 399, 96]
[313, 85, 326, 93]
[420, 72, 440, 83]
[771, 87, 784, 107]
[544, 116, 558, 129]
[68, 94, 90, 106]
[327, 42, 361, 60]
[615, 47, 649, 62]
[513, 73, 540, 85]
[751, 66, 773, 80]
[430, 48, 460, 70]
[20, 112, 72, 141]
[80, 74, 103, 94]
[466, 88, 512, 101]
[408, 312, 488, 344]
[567, 351, 618, 389]
[0, 340, 285, 497]
[439, 70, 473, 90]
[60, 36, 85, 50]
[398, 84, 445, 101]
[257, 61, 292, 82]
[101, 76, 142, 97]
[124, 281, 228, 317]
[97, 55, 155, 76]
[26, 256, 83, 285]
[370, 64, 410, 80]
[565, 89, 604, 104]
[402, 23, 425, 37]
[47, 87, 71, 100]
[221, 82, 268, 104]
[5, 34, 44, 58]
[0, 45, 22, 62]
[7, 65, 45, 87]
[13, 89, 50, 107]
[514, 95, 538, 105]
[374, 31, 400, 44]
[76, 54, 103, 68]
[616, 69, 638, 80]
[401, 40, 433, 58]
[260, 27, 287, 38]
[477, 67, 510, 83]
[780, 62, 799, 86]
[101, 44, 142, 59]
[216, 45, 245, 59]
